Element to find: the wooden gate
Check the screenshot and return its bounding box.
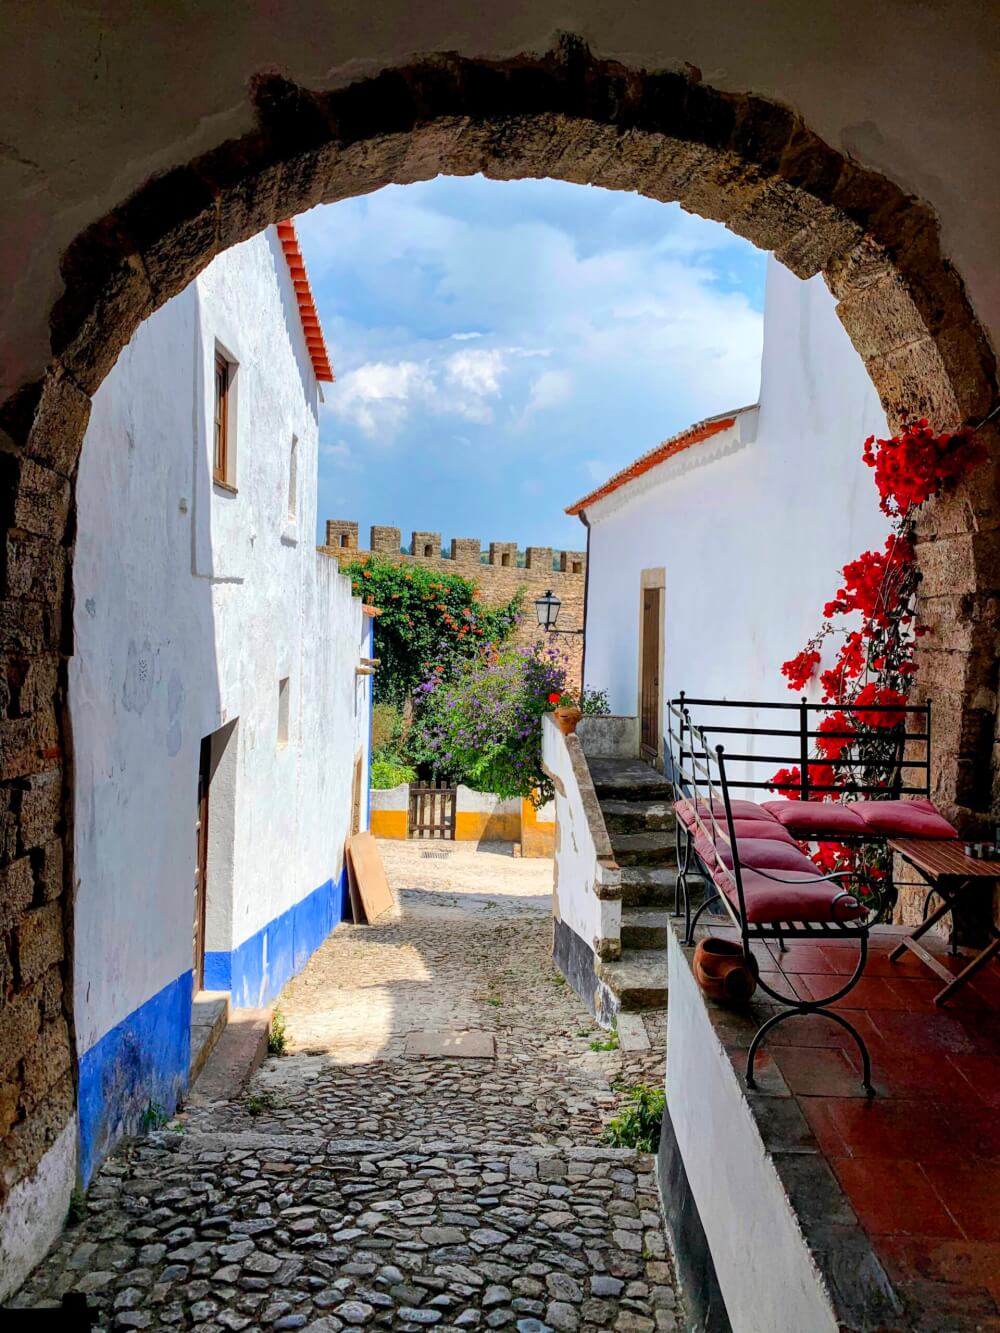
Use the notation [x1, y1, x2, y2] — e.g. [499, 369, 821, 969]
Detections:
[408, 780, 457, 839]
[640, 585, 662, 760]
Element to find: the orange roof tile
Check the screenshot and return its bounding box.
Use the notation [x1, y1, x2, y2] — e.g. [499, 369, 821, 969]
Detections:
[565, 406, 752, 516]
[276, 219, 335, 384]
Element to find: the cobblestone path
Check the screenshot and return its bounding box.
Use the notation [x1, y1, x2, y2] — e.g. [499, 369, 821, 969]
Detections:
[14, 842, 680, 1332]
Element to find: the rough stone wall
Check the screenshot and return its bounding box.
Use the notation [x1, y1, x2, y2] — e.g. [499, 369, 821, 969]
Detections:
[323, 523, 587, 689]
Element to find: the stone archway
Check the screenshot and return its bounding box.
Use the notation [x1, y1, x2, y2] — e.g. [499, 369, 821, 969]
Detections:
[1, 36, 998, 1252]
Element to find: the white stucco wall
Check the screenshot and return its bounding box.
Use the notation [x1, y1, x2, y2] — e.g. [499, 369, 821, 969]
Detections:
[543, 716, 621, 957]
[665, 928, 841, 1333]
[69, 227, 370, 1179]
[582, 258, 890, 758]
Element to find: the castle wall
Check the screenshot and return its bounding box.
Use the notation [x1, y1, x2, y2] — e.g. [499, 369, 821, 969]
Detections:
[324, 522, 587, 689]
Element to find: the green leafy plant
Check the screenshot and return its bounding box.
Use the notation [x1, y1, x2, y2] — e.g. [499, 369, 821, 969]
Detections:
[139, 1100, 169, 1132]
[372, 703, 405, 754]
[590, 1017, 620, 1052]
[342, 555, 522, 706]
[67, 1187, 87, 1224]
[601, 1083, 665, 1151]
[409, 640, 570, 804]
[580, 687, 611, 716]
[268, 1010, 287, 1056]
[244, 1091, 276, 1117]
[371, 756, 417, 789]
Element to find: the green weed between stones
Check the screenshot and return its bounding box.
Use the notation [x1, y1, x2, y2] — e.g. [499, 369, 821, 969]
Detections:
[245, 1091, 276, 1117]
[590, 1018, 620, 1052]
[139, 1100, 169, 1132]
[268, 1009, 287, 1055]
[601, 1083, 665, 1152]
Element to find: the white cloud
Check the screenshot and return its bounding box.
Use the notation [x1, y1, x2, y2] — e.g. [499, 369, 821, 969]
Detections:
[445, 347, 505, 397]
[450, 331, 483, 341]
[524, 369, 571, 415]
[327, 360, 432, 437]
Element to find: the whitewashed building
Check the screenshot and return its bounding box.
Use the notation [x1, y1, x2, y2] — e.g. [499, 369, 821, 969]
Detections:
[569, 256, 891, 763]
[68, 223, 372, 1185]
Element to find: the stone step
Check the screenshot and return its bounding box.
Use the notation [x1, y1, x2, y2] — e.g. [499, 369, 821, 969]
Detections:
[189, 991, 229, 1084]
[621, 908, 671, 951]
[619, 866, 681, 908]
[610, 830, 676, 866]
[600, 798, 676, 834]
[188, 1007, 271, 1105]
[587, 758, 673, 802]
[598, 949, 668, 1010]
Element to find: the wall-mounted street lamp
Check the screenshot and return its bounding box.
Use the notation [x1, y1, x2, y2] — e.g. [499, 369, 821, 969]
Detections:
[534, 589, 584, 636]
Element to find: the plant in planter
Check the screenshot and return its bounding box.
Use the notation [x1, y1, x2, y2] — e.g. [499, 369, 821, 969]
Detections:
[547, 690, 583, 735]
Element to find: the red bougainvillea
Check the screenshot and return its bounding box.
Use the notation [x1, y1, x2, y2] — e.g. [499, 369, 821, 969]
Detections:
[862, 418, 982, 517]
[769, 414, 986, 901]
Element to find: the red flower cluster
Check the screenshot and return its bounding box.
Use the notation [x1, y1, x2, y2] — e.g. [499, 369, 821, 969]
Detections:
[818, 631, 867, 703]
[815, 711, 855, 759]
[852, 682, 907, 728]
[863, 419, 982, 517]
[781, 648, 820, 690]
[822, 536, 914, 628]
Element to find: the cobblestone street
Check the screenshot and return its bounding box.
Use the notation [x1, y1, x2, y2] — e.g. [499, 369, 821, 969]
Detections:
[13, 842, 679, 1332]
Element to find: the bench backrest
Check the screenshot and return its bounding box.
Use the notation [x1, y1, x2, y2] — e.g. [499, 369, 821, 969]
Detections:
[667, 693, 931, 802]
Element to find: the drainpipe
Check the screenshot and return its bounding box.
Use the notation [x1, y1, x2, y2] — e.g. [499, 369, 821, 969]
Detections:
[578, 509, 591, 690]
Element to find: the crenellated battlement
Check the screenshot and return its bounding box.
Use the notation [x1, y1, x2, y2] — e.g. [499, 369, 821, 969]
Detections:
[321, 519, 586, 685]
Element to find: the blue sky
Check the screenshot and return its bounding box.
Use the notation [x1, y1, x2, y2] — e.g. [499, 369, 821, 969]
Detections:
[296, 177, 767, 552]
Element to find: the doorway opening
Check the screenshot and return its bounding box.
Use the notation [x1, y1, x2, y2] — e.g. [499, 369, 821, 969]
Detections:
[639, 572, 665, 763]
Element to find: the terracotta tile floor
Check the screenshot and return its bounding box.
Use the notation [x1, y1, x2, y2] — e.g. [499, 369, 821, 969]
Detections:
[719, 924, 1000, 1328]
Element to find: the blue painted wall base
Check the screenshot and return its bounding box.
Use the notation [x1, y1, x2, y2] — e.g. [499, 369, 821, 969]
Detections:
[205, 867, 350, 1008]
[77, 970, 192, 1187]
[78, 867, 349, 1186]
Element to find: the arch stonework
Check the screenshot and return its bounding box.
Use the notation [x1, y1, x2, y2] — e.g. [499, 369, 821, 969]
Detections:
[1, 38, 998, 1218]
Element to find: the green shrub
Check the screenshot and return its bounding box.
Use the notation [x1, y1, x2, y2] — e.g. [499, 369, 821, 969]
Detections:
[342, 555, 522, 706]
[372, 703, 403, 754]
[580, 687, 611, 716]
[409, 641, 569, 804]
[600, 1083, 665, 1151]
[371, 756, 417, 789]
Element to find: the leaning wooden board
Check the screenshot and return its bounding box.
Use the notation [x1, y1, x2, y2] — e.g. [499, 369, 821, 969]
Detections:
[345, 832, 395, 923]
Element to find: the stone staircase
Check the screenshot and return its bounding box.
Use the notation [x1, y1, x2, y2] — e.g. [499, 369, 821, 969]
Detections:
[586, 758, 686, 1011]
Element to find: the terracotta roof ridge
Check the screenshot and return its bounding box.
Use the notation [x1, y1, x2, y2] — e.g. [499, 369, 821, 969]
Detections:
[565, 403, 756, 516]
[275, 219, 335, 384]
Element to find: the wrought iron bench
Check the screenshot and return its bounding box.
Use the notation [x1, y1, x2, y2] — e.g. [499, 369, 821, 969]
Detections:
[666, 695, 960, 1096]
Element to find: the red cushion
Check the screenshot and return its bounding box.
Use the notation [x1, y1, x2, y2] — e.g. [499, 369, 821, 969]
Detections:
[710, 864, 867, 925]
[761, 799, 867, 837]
[674, 798, 778, 829]
[728, 818, 796, 844]
[849, 798, 958, 840]
[693, 829, 816, 875]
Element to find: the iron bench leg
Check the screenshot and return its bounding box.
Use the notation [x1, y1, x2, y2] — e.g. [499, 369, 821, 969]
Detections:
[745, 935, 875, 1097]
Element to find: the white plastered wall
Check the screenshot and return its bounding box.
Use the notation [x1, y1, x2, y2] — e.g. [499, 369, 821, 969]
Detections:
[582, 258, 890, 756]
[70, 224, 369, 1062]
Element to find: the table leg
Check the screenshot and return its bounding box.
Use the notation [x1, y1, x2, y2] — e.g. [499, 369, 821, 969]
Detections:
[935, 936, 1000, 1005]
[889, 890, 956, 962]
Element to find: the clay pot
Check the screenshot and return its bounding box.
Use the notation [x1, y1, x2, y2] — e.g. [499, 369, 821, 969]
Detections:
[553, 706, 583, 736]
[693, 937, 758, 1003]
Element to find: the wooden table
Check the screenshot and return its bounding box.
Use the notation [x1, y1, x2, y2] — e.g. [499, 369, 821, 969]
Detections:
[889, 837, 1000, 1004]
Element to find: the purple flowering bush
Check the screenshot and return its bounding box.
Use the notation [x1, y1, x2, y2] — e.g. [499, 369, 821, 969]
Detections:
[409, 641, 570, 805]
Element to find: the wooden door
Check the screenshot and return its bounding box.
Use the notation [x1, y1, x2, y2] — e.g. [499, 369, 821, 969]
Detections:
[194, 737, 210, 990]
[640, 587, 662, 760]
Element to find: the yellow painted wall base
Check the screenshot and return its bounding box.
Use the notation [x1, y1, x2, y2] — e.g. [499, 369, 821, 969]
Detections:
[370, 809, 408, 839]
[520, 799, 555, 858]
[454, 811, 521, 842]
